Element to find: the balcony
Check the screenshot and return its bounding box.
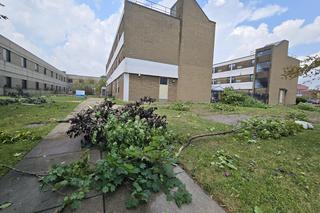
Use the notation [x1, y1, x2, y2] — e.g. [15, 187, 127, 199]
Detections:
[129, 0, 177, 17]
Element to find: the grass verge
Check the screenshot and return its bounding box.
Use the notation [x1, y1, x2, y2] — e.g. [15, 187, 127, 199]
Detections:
[0, 96, 83, 176]
[156, 103, 320, 213]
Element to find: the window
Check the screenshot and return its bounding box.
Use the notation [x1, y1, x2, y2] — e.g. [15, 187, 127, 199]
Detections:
[212, 68, 216, 73]
[256, 61, 271, 72]
[56, 73, 58, 79]
[51, 71, 53, 77]
[250, 74, 254, 82]
[116, 79, 120, 93]
[36, 82, 39, 90]
[255, 78, 268, 89]
[44, 83, 47, 90]
[22, 58, 27, 68]
[22, 80, 27, 89]
[56, 86, 58, 91]
[44, 68, 47, 75]
[35, 64, 39, 72]
[160, 77, 168, 85]
[256, 49, 272, 57]
[231, 76, 236, 83]
[68, 79, 73, 83]
[228, 64, 235, 70]
[5, 49, 11, 62]
[213, 79, 217, 84]
[5, 77, 12, 88]
[51, 85, 54, 90]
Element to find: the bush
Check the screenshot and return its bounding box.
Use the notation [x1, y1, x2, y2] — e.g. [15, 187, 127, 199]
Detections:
[296, 102, 317, 111]
[0, 99, 19, 106]
[42, 97, 192, 210]
[286, 111, 308, 121]
[0, 97, 47, 106]
[296, 96, 308, 104]
[221, 88, 267, 108]
[210, 103, 237, 112]
[236, 118, 303, 141]
[169, 102, 190, 111]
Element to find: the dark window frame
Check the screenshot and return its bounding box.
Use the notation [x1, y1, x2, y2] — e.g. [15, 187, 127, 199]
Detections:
[23, 58, 27, 68]
[160, 77, 168, 85]
[22, 80, 27, 89]
[5, 49, 11, 62]
[5, 77, 12, 88]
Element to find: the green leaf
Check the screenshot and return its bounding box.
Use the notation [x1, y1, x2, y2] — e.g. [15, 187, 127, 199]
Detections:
[254, 206, 263, 213]
[0, 202, 12, 209]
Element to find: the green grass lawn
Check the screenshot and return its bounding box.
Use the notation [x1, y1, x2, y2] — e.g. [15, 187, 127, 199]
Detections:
[155, 103, 320, 213]
[0, 96, 83, 176]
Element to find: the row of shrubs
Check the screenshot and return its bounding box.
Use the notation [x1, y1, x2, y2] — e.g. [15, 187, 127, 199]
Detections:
[0, 97, 47, 106]
[220, 88, 267, 108]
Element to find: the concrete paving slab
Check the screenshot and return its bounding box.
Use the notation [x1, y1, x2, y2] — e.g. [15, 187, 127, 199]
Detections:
[103, 166, 225, 213]
[25, 136, 82, 158]
[40, 195, 104, 213]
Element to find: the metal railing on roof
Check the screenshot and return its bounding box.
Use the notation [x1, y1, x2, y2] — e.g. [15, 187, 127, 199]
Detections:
[128, 0, 177, 17]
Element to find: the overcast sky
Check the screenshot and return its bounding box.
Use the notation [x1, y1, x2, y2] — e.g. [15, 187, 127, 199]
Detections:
[0, 0, 319, 87]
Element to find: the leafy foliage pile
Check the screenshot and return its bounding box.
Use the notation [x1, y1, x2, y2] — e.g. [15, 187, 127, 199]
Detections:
[236, 118, 303, 142]
[42, 97, 191, 210]
[169, 102, 190, 111]
[0, 97, 47, 106]
[0, 130, 40, 144]
[286, 111, 308, 121]
[296, 102, 317, 111]
[221, 88, 267, 108]
[210, 149, 238, 171]
[209, 103, 237, 112]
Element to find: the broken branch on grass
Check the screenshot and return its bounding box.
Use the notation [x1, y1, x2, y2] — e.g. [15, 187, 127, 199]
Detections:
[176, 129, 238, 157]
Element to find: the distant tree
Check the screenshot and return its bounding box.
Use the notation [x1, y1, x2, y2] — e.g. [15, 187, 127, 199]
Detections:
[283, 55, 320, 82]
[95, 76, 107, 95]
[0, 2, 8, 20]
[71, 79, 96, 95]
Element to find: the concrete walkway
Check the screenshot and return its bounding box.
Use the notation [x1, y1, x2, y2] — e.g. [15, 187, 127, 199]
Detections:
[0, 98, 225, 213]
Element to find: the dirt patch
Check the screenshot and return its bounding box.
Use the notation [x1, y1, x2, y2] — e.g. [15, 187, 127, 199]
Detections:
[204, 114, 250, 125]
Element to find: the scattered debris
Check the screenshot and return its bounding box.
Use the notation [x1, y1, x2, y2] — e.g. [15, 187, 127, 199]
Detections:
[295, 120, 314, 129]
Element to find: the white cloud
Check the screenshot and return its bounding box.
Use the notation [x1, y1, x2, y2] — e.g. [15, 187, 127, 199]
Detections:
[0, 0, 123, 77]
[249, 5, 287, 21]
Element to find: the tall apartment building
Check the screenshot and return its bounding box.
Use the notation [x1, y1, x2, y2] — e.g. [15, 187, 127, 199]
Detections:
[212, 40, 300, 105]
[106, 0, 215, 102]
[0, 35, 68, 96]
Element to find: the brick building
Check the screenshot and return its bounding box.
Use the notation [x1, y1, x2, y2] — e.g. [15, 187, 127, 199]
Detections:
[106, 0, 216, 102]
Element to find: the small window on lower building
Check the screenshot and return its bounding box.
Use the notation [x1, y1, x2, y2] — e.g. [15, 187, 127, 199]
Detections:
[22, 80, 27, 89]
[22, 58, 27, 68]
[36, 82, 39, 90]
[5, 77, 12, 88]
[44, 83, 47, 90]
[44, 68, 47, 75]
[51, 85, 54, 90]
[5, 49, 11, 62]
[160, 77, 168, 85]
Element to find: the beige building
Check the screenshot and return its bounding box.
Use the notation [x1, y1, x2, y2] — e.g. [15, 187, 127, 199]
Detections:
[212, 40, 300, 105]
[0, 34, 68, 95]
[106, 0, 216, 102]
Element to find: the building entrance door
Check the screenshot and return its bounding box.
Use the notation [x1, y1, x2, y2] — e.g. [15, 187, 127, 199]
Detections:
[159, 77, 168, 100]
[279, 89, 286, 105]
